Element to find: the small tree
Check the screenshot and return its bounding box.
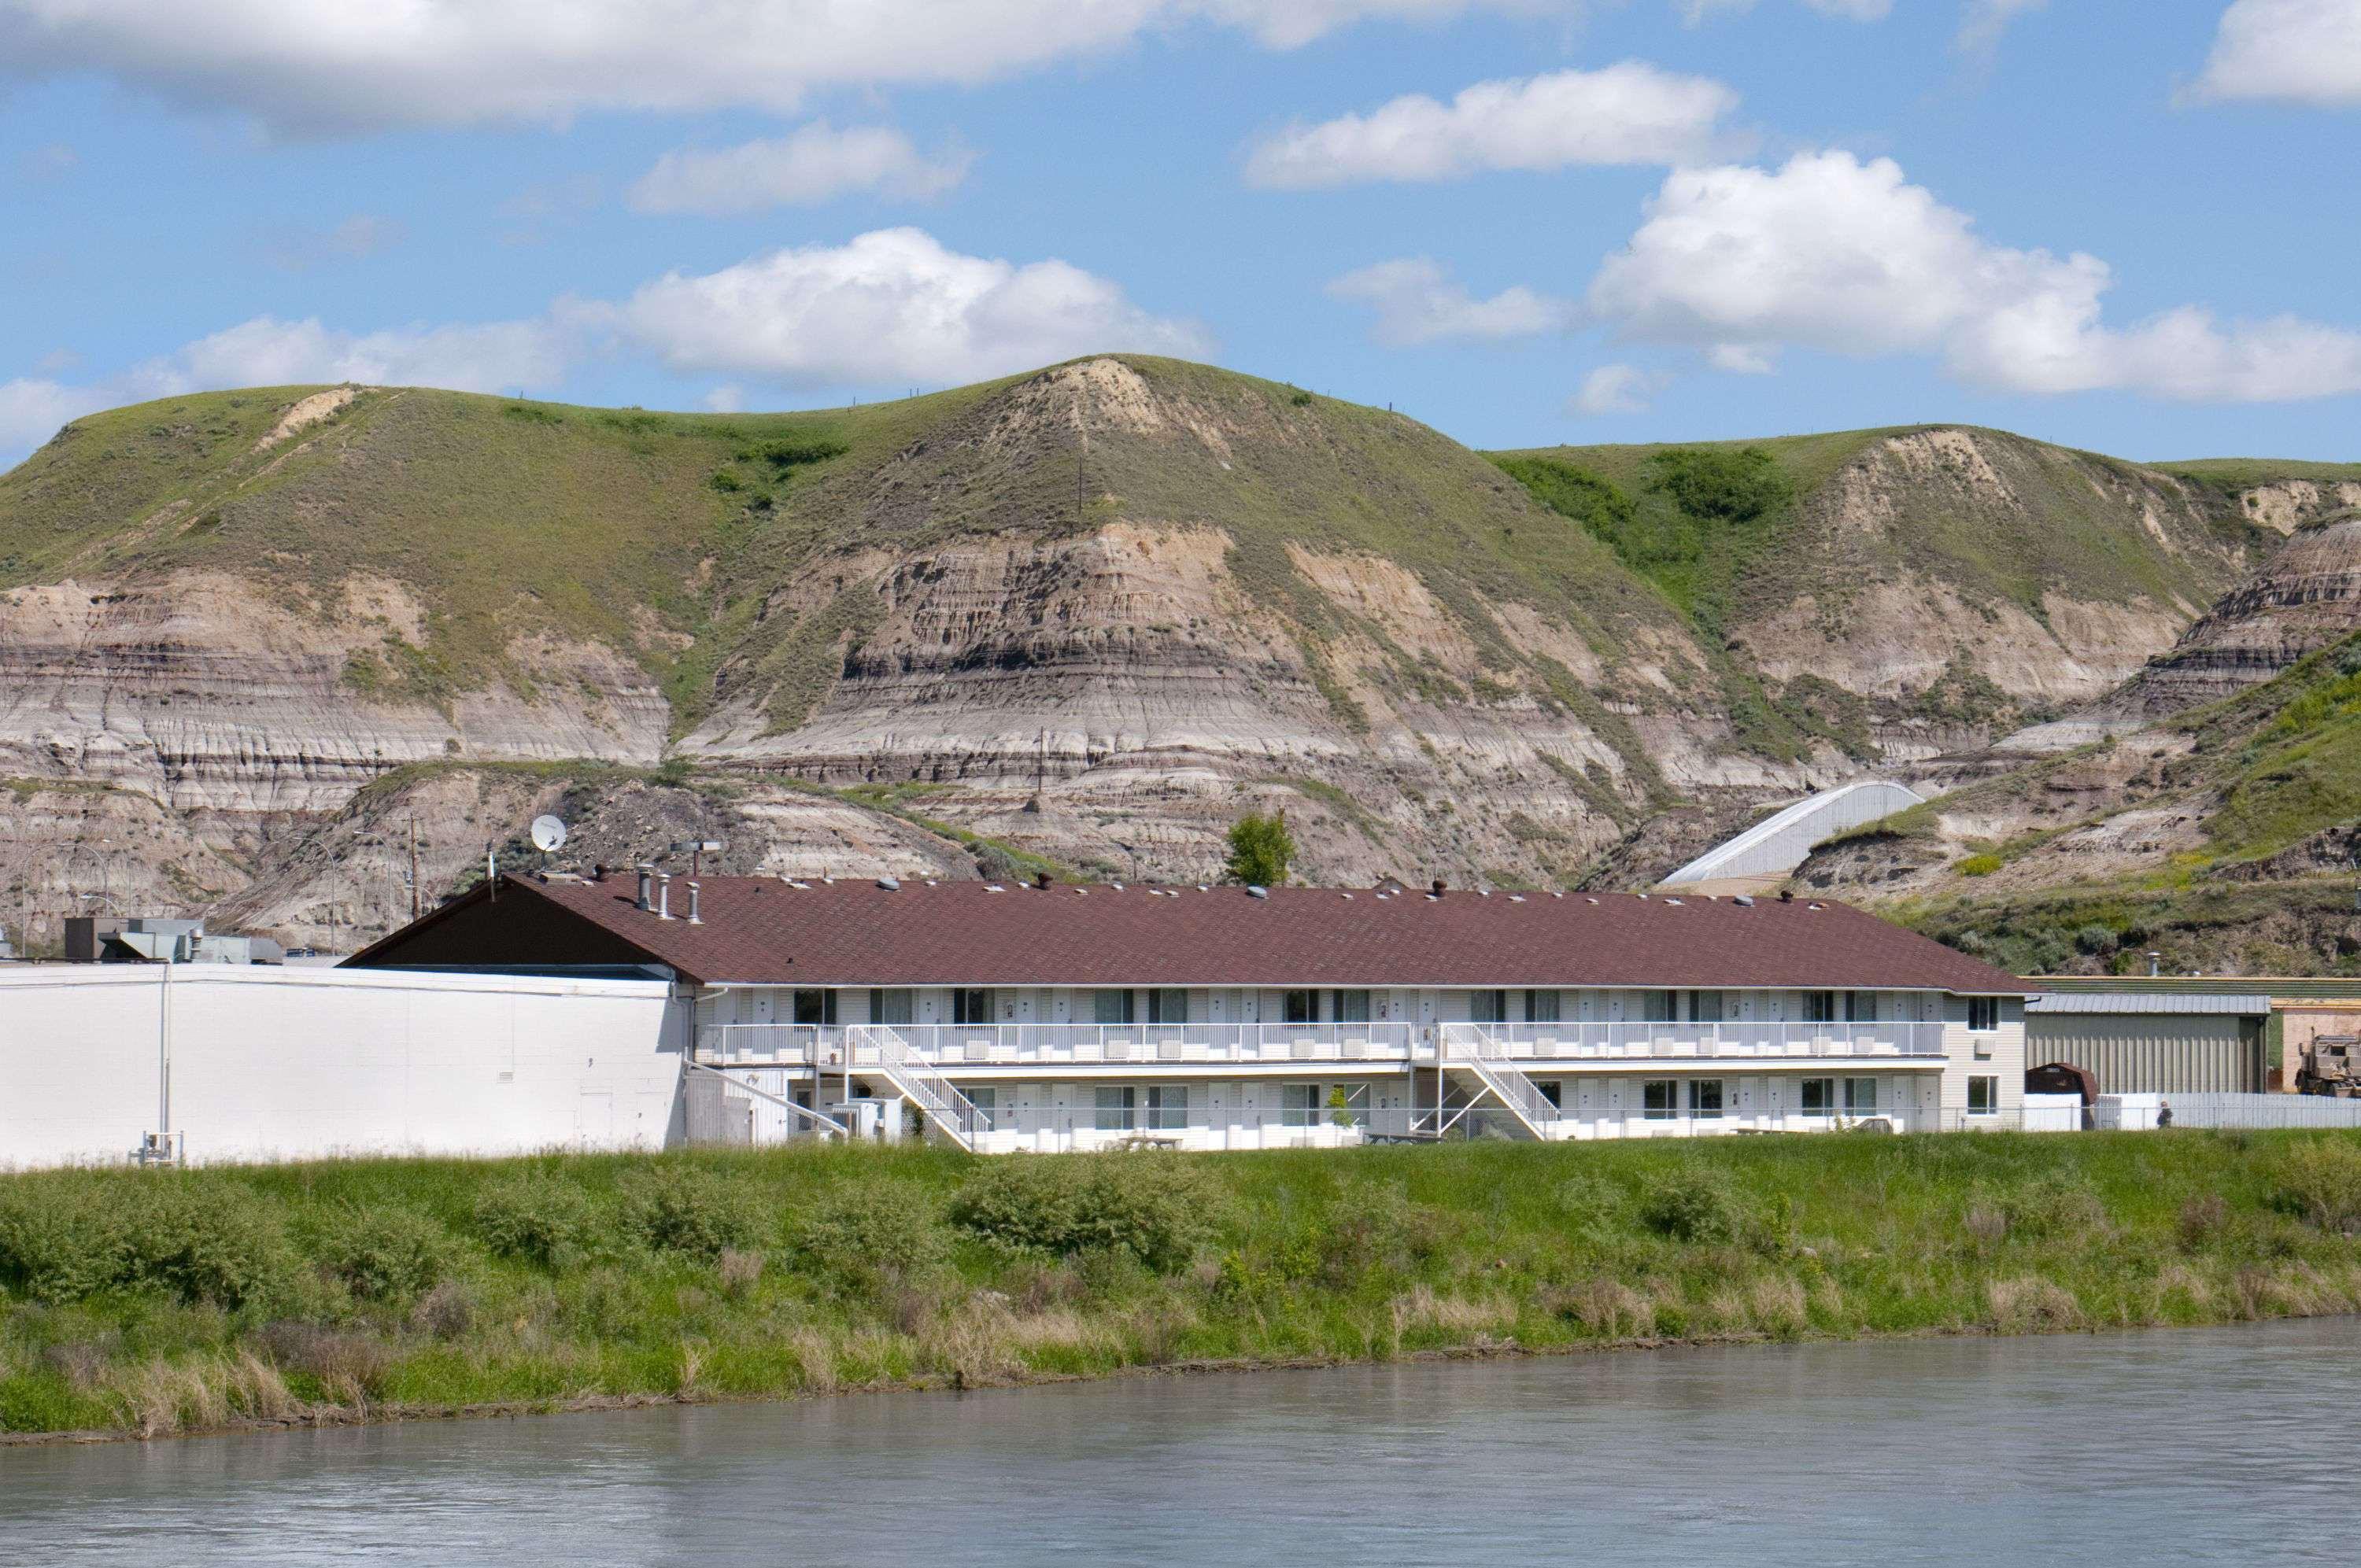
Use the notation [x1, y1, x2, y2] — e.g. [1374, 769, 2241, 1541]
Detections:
[1327, 1084, 1356, 1129]
[1225, 810, 1296, 887]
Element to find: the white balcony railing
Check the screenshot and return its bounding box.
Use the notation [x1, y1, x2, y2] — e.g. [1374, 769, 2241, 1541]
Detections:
[695, 1020, 1947, 1068]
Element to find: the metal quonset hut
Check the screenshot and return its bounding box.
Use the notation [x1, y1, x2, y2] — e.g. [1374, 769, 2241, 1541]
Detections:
[349, 870, 2030, 1152]
[2024, 991, 2272, 1094]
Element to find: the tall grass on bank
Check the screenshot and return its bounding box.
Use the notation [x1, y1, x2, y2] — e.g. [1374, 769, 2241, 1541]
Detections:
[7, 1131, 2361, 1440]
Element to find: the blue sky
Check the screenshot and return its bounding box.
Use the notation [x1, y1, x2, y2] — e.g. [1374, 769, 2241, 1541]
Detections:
[3, 1, 2359, 466]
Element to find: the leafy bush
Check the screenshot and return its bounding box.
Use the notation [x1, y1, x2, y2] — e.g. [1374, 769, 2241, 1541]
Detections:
[949, 1155, 1223, 1273]
[1642, 446, 1793, 526]
[2073, 923, 2118, 956]
[1990, 1175, 2109, 1238]
[0, 1180, 292, 1308]
[314, 1206, 454, 1303]
[1957, 854, 2003, 877]
[796, 1184, 946, 1277]
[751, 437, 848, 471]
[618, 1165, 767, 1261]
[1635, 1169, 1743, 1244]
[1224, 810, 1296, 887]
[2272, 1138, 2361, 1231]
[473, 1171, 595, 1267]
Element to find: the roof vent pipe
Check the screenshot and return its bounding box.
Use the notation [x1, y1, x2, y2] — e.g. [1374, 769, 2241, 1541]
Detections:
[635, 864, 654, 911]
[686, 881, 701, 924]
[656, 873, 673, 921]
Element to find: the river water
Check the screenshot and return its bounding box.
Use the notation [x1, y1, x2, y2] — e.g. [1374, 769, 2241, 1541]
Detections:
[3, 1319, 2351, 1565]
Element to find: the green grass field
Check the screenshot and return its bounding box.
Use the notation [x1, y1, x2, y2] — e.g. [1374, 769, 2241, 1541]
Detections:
[6, 1131, 2360, 1442]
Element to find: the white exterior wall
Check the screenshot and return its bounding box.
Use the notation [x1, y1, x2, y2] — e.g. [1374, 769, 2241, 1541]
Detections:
[0, 965, 687, 1168]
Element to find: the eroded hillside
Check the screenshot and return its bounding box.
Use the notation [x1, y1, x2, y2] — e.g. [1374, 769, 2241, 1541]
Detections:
[0, 359, 2348, 954]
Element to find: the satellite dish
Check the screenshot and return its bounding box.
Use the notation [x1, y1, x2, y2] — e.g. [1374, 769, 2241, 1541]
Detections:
[530, 815, 568, 852]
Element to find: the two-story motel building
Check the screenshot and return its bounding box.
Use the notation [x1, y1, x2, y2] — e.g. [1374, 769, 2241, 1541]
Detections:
[347, 869, 2031, 1153]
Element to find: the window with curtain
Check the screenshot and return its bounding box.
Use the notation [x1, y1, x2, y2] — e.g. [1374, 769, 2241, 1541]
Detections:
[1844, 1077, 1879, 1113]
[1967, 996, 2000, 1031]
[967, 1086, 999, 1131]
[1800, 1078, 1835, 1115]
[1642, 990, 1676, 1024]
[1805, 991, 1838, 1024]
[1846, 991, 1879, 1023]
[1968, 1076, 1998, 1116]
[1470, 989, 1508, 1024]
[869, 988, 914, 1026]
[1094, 1087, 1136, 1131]
[1525, 990, 1561, 1024]
[1145, 1085, 1187, 1130]
[1687, 990, 1723, 1024]
[1642, 1079, 1678, 1120]
[1148, 987, 1188, 1024]
[1331, 989, 1372, 1024]
[1284, 990, 1317, 1024]
[793, 989, 837, 1026]
[1092, 989, 1135, 1024]
[953, 987, 996, 1025]
[1687, 1079, 1724, 1120]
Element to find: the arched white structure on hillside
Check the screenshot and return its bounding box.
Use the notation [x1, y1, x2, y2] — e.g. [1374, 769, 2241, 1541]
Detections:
[1657, 780, 1926, 895]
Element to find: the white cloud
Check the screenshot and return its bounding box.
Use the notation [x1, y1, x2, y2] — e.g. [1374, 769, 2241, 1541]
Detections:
[1570, 363, 1667, 414]
[1327, 258, 1576, 344]
[2191, 0, 2361, 107]
[597, 227, 1210, 387]
[629, 124, 974, 216]
[3, 227, 1195, 467]
[0, 0, 1585, 134]
[1587, 149, 2361, 402]
[1954, 0, 2045, 58]
[1247, 63, 1740, 187]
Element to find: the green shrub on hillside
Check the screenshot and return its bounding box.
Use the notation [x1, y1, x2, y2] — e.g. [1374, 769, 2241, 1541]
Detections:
[797, 1184, 947, 1278]
[1642, 445, 1793, 526]
[949, 1155, 1222, 1273]
[618, 1165, 768, 1261]
[1635, 1168, 1745, 1244]
[473, 1170, 596, 1267]
[2273, 1138, 2361, 1231]
[0, 1180, 291, 1308]
[313, 1206, 454, 1303]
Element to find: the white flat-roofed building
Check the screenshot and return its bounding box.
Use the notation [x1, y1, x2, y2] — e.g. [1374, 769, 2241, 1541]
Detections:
[347, 872, 2032, 1153]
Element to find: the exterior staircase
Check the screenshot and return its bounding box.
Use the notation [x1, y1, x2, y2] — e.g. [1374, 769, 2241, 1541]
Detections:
[846, 1024, 992, 1152]
[1439, 1024, 1561, 1140]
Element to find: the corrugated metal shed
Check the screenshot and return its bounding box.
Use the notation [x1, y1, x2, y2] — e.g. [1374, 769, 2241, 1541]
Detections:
[2027, 992, 2271, 1016]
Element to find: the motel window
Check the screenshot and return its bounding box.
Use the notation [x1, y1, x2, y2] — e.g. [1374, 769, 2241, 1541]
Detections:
[1802, 991, 1837, 1024]
[1149, 988, 1189, 1024]
[1642, 1079, 1679, 1120]
[1093, 989, 1136, 1025]
[1470, 989, 1509, 1024]
[1332, 989, 1373, 1024]
[954, 988, 996, 1026]
[1968, 997, 2001, 1032]
[1538, 1080, 1562, 1110]
[1095, 1087, 1137, 1131]
[793, 989, 837, 1027]
[1688, 1079, 1724, 1120]
[869, 988, 914, 1027]
[1525, 990, 1561, 1024]
[1145, 1085, 1188, 1131]
[1800, 1078, 1835, 1116]
[1687, 990, 1724, 1024]
[1284, 989, 1318, 1024]
[1642, 990, 1676, 1024]
[1968, 1076, 1999, 1116]
[1846, 991, 1879, 1024]
[968, 1087, 999, 1131]
[1281, 1083, 1323, 1127]
[1332, 1082, 1371, 1127]
[1844, 1077, 1879, 1114]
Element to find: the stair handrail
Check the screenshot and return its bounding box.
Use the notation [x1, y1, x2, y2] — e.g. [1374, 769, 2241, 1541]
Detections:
[1440, 1023, 1560, 1137]
[847, 1024, 989, 1152]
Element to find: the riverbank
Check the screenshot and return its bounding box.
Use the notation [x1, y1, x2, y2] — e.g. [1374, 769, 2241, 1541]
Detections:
[7, 1131, 2361, 1442]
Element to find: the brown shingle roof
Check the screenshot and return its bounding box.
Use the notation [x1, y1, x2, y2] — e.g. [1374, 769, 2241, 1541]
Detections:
[358, 874, 2027, 994]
